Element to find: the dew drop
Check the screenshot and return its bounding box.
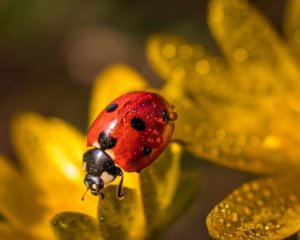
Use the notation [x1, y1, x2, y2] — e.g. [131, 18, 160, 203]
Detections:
[195, 60, 210, 75]
[162, 44, 176, 58]
[231, 212, 239, 222]
[233, 48, 248, 62]
[178, 45, 193, 59]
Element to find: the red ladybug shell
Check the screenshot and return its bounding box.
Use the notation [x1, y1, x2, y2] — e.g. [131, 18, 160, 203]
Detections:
[87, 91, 177, 172]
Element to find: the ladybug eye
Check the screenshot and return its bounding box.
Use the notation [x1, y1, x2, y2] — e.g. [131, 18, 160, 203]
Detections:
[162, 110, 170, 123]
[163, 110, 177, 122]
[130, 116, 146, 131]
[106, 103, 118, 113]
[143, 146, 152, 156]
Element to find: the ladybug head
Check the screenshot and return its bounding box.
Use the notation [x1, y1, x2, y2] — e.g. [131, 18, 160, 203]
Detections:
[82, 148, 109, 199]
[83, 173, 105, 198]
[82, 148, 124, 200]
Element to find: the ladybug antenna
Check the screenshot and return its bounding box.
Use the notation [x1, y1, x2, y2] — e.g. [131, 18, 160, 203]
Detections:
[81, 187, 90, 201]
[116, 174, 125, 200]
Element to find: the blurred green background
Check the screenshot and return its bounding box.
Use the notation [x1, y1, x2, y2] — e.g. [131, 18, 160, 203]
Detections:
[0, 0, 288, 239]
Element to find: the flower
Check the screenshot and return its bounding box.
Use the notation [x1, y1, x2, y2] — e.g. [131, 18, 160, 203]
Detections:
[146, 0, 300, 239]
[0, 64, 199, 240]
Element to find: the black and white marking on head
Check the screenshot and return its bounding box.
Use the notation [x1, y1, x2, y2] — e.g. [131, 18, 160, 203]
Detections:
[143, 146, 152, 156]
[98, 131, 117, 150]
[130, 116, 146, 131]
[106, 103, 118, 113]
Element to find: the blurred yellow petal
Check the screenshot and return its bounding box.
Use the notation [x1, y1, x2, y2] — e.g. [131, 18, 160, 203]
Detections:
[0, 155, 46, 233]
[284, 0, 300, 59]
[207, 174, 300, 239]
[163, 84, 300, 174]
[160, 170, 200, 232]
[208, 0, 300, 99]
[0, 223, 34, 240]
[89, 64, 149, 124]
[11, 113, 98, 218]
[51, 212, 98, 240]
[140, 143, 181, 234]
[147, 34, 236, 101]
[154, 0, 300, 173]
[98, 186, 146, 240]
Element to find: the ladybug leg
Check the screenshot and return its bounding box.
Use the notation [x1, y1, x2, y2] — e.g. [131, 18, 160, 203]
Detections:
[106, 165, 125, 199]
[100, 192, 105, 200]
[115, 168, 125, 200]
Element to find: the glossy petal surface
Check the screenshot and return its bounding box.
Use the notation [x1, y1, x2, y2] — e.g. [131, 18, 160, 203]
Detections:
[207, 174, 300, 240]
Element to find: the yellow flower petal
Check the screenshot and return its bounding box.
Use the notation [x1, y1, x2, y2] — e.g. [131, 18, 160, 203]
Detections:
[208, 0, 300, 99]
[147, 34, 236, 101]
[0, 223, 34, 240]
[160, 170, 200, 232]
[162, 81, 300, 174]
[140, 143, 181, 233]
[51, 212, 98, 240]
[11, 113, 98, 218]
[147, 31, 300, 174]
[89, 64, 149, 124]
[207, 174, 300, 239]
[0, 155, 45, 232]
[98, 186, 146, 240]
[284, 0, 300, 59]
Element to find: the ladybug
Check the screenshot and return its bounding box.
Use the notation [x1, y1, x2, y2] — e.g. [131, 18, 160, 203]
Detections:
[82, 91, 177, 199]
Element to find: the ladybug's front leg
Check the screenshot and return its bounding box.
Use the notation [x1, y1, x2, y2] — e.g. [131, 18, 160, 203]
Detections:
[115, 167, 124, 200]
[107, 166, 124, 200]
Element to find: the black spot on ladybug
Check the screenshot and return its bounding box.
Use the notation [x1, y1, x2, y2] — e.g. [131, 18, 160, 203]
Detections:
[106, 103, 118, 113]
[98, 131, 117, 150]
[131, 116, 146, 131]
[162, 110, 170, 123]
[143, 146, 152, 156]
